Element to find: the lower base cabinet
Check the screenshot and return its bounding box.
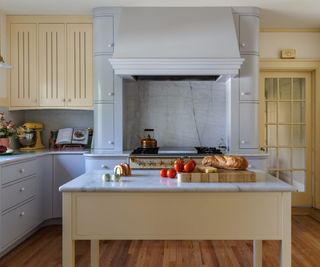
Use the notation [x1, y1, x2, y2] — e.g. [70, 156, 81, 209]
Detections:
[85, 156, 128, 172]
[53, 154, 85, 218]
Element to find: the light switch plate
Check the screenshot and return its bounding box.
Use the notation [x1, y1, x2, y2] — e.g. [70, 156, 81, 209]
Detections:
[281, 49, 296, 59]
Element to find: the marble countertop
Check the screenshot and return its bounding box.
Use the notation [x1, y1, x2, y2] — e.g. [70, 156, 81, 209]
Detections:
[0, 149, 88, 165]
[59, 170, 296, 193]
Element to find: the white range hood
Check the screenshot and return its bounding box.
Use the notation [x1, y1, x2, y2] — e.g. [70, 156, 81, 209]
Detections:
[109, 7, 244, 79]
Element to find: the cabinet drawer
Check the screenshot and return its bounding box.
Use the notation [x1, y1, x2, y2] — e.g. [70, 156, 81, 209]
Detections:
[93, 16, 114, 53]
[1, 199, 38, 249]
[2, 176, 37, 212]
[2, 159, 37, 185]
[85, 157, 128, 172]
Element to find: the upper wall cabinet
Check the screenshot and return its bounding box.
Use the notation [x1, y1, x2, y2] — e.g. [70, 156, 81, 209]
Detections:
[10, 24, 38, 107]
[239, 15, 259, 54]
[93, 16, 114, 54]
[8, 16, 93, 110]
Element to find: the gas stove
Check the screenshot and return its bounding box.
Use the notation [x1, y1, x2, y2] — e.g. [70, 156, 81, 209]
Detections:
[129, 146, 223, 169]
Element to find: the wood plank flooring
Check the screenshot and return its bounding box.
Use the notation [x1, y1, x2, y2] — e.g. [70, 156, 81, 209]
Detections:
[1, 215, 320, 267]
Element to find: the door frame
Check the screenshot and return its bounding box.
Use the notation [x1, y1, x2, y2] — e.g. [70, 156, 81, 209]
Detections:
[260, 59, 320, 208]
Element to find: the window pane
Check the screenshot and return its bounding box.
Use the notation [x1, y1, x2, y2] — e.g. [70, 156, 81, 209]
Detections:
[279, 78, 291, 100]
[279, 170, 292, 184]
[292, 171, 305, 192]
[278, 125, 291, 146]
[292, 102, 305, 123]
[293, 78, 305, 100]
[278, 102, 291, 123]
[292, 125, 305, 146]
[265, 78, 277, 100]
[292, 148, 305, 169]
[267, 125, 277, 146]
[278, 148, 291, 169]
[266, 102, 277, 123]
[267, 148, 278, 169]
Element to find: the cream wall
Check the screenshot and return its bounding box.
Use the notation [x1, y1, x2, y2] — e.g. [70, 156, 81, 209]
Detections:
[260, 31, 320, 59]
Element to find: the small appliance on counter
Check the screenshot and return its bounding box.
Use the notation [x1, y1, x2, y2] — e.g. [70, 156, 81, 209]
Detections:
[140, 128, 157, 148]
[16, 122, 45, 151]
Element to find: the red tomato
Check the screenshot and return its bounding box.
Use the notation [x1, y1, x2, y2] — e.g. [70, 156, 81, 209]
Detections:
[189, 159, 196, 167]
[167, 168, 177, 179]
[184, 161, 195, 173]
[160, 168, 168, 177]
[174, 162, 184, 172]
[174, 159, 184, 166]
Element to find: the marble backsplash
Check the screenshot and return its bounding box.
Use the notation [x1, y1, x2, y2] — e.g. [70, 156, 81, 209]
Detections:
[124, 80, 226, 149]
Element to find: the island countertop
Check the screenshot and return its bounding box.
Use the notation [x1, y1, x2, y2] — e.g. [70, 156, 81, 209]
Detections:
[59, 170, 296, 193]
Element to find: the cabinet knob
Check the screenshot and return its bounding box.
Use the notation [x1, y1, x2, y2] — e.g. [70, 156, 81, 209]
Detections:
[62, 98, 66, 102]
[240, 140, 247, 144]
[107, 92, 114, 96]
[108, 141, 114, 145]
[20, 211, 25, 217]
[101, 164, 109, 169]
[19, 169, 25, 173]
[68, 99, 71, 102]
[241, 92, 251, 96]
[19, 187, 25, 192]
[241, 43, 246, 47]
[107, 43, 114, 48]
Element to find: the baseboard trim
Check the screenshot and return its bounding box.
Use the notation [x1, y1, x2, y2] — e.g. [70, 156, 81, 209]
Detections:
[292, 207, 320, 222]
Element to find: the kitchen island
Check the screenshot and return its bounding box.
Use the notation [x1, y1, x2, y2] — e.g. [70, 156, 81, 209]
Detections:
[59, 170, 295, 267]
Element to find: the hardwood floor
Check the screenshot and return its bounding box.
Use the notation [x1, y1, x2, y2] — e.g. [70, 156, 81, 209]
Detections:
[1, 215, 320, 267]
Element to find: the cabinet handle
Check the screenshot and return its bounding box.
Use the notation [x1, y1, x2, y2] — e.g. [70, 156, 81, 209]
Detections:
[62, 98, 66, 102]
[68, 99, 71, 102]
[101, 164, 109, 169]
[241, 43, 246, 47]
[20, 212, 25, 217]
[107, 92, 114, 96]
[19, 169, 25, 173]
[107, 43, 114, 48]
[108, 141, 114, 145]
[241, 92, 251, 96]
[248, 164, 252, 168]
[19, 187, 25, 192]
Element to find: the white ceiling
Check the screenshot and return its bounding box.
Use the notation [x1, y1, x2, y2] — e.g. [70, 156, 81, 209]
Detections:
[0, 0, 319, 28]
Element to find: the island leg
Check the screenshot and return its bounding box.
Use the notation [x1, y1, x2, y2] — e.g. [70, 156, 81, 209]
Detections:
[62, 193, 75, 267]
[91, 240, 100, 267]
[280, 193, 291, 267]
[253, 240, 262, 267]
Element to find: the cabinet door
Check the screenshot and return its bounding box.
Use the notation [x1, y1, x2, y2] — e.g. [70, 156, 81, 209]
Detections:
[39, 24, 65, 107]
[94, 103, 114, 149]
[10, 24, 38, 107]
[93, 16, 114, 54]
[94, 55, 114, 102]
[66, 24, 93, 107]
[239, 103, 259, 149]
[239, 15, 259, 53]
[239, 54, 259, 101]
[53, 154, 85, 217]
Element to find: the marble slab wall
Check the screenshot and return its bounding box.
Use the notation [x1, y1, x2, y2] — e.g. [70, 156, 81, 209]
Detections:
[124, 80, 226, 149]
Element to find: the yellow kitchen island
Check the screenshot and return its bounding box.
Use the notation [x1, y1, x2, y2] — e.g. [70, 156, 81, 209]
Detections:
[59, 170, 295, 267]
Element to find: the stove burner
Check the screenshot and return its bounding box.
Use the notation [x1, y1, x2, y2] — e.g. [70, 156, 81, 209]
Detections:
[131, 147, 159, 154]
[195, 146, 223, 154]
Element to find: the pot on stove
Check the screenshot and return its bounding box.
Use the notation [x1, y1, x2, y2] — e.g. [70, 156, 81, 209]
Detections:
[140, 129, 157, 148]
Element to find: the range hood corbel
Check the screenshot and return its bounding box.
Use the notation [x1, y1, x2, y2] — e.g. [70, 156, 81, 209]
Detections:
[109, 7, 244, 79]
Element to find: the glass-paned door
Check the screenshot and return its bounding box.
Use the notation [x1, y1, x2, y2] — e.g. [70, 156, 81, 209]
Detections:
[260, 72, 312, 206]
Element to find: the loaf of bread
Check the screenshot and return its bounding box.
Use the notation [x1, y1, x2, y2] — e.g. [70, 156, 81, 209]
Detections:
[202, 155, 248, 170]
[114, 163, 132, 176]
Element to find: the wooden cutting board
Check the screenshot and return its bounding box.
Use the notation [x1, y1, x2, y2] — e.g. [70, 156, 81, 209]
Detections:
[177, 169, 256, 183]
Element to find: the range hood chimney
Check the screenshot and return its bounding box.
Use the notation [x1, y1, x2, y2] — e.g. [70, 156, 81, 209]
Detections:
[109, 7, 244, 80]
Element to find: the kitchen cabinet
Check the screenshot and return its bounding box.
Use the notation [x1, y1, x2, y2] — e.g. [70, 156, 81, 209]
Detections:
[239, 54, 259, 101]
[239, 15, 259, 54]
[0, 158, 41, 252]
[93, 16, 114, 54]
[52, 154, 85, 217]
[94, 55, 114, 102]
[8, 16, 93, 110]
[239, 103, 259, 149]
[85, 156, 128, 172]
[10, 23, 38, 107]
[94, 103, 114, 149]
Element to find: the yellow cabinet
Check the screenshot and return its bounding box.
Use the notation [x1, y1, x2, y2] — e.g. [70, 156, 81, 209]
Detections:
[66, 24, 92, 107]
[8, 17, 92, 110]
[10, 24, 38, 107]
[39, 24, 66, 107]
